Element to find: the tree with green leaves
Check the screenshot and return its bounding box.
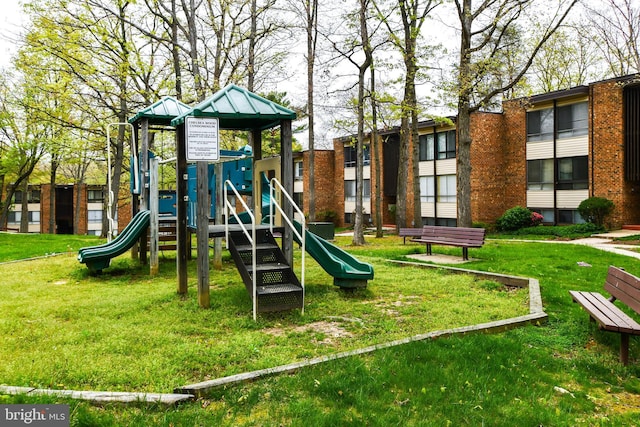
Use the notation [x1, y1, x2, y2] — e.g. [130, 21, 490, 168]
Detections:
[453, 0, 577, 227]
[374, 0, 439, 231]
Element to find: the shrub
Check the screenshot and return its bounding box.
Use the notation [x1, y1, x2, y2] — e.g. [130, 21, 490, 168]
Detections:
[577, 197, 614, 227]
[530, 212, 544, 227]
[496, 206, 534, 231]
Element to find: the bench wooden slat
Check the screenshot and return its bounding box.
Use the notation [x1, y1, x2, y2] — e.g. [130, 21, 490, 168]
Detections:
[605, 266, 640, 314]
[398, 228, 423, 244]
[409, 225, 485, 260]
[570, 266, 640, 365]
[570, 290, 640, 334]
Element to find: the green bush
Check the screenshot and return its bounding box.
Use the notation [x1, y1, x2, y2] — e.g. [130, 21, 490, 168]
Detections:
[496, 206, 534, 231]
[506, 222, 602, 238]
[577, 197, 614, 227]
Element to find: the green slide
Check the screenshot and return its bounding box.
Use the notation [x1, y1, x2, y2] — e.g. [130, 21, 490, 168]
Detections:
[78, 210, 151, 273]
[292, 221, 374, 289]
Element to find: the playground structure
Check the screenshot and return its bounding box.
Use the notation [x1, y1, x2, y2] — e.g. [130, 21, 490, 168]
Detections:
[78, 87, 374, 319]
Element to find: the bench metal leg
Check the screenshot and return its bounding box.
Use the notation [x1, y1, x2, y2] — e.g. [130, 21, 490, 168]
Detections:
[621, 334, 629, 365]
[426, 243, 432, 255]
[462, 247, 469, 261]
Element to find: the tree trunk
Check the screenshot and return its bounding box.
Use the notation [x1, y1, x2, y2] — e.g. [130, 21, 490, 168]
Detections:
[307, 0, 318, 222]
[456, 0, 473, 228]
[49, 159, 58, 233]
[395, 117, 409, 231]
[20, 180, 28, 233]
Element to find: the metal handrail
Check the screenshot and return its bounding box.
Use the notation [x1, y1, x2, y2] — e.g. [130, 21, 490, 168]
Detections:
[269, 178, 305, 315]
[224, 179, 258, 321]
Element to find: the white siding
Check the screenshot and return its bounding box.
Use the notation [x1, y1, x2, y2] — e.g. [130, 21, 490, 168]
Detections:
[344, 167, 356, 180]
[421, 203, 435, 217]
[363, 165, 371, 179]
[436, 158, 456, 175]
[527, 190, 554, 207]
[294, 181, 303, 192]
[556, 136, 588, 158]
[419, 161, 434, 176]
[526, 141, 554, 160]
[344, 200, 371, 214]
[436, 202, 457, 218]
[556, 190, 589, 209]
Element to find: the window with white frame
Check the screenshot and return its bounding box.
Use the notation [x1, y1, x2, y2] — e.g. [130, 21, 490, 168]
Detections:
[294, 161, 303, 180]
[527, 159, 554, 190]
[437, 175, 456, 202]
[419, 176, 435, 202]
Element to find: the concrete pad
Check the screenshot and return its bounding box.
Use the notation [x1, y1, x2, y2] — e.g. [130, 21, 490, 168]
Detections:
[406, 253, 474, 264]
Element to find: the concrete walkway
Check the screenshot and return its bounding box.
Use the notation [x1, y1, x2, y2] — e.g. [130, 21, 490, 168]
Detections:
[515, 229, 640, 260]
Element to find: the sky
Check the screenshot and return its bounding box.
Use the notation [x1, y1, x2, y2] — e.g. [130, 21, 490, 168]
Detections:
[0, 1, 25, 68]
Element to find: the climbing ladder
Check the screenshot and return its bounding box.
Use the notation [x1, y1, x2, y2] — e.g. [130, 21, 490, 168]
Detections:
[224, 179, 305, 320]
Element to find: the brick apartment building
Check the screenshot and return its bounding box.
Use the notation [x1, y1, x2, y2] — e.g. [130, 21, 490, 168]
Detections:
[5, 74, 640, 235]
[4, 183, 132, 236]
[310, 74, 640, 229]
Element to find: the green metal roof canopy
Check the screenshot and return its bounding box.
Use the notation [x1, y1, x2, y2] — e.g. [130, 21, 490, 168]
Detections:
[171, 84, 297, 130]
[128, 96, 192, 126]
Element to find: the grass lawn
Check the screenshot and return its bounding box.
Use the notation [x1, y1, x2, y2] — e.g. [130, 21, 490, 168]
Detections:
[1, 232, 639, 425]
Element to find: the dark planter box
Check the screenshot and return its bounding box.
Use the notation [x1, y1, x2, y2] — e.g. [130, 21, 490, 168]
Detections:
[308, 222, 335, 240]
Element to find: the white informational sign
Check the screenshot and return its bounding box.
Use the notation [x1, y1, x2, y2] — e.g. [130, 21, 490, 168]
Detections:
[186, 116, 220, 162]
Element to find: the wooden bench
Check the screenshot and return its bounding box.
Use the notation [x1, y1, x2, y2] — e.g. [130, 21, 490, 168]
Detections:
[398, 228, 424, 244]
[411, 225, 486, 260]
[570, 266, 640, 365]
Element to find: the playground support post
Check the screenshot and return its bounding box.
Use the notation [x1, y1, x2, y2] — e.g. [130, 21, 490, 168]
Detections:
[213, 162, 223, 270]
[149, 157, 159, 276]
[196, 162, 211, 308]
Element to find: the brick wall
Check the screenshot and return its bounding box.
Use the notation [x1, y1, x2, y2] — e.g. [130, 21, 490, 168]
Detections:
[303, 150, 336, 220]
[590, 79, 640, 228]
[500, 99, 528, 212]
[470, 112, 509, 224]
[333, 140, 346, 227]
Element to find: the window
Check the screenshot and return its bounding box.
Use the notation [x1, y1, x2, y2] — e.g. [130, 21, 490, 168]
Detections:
[437, 130, 456, 159]
[437, 175, 456, 202]
[557, 156, 588, 190]
[363, 179, 371, 201]
[294, 162, 303, 180]
[344, 180, 370, 201]
[88, 210, 103, 223]
[344, 145, 370, 167]
[419, 176, 435, 202]
[13, 191, 22, 204]
[29, 211, 40, 224]
[419, 134, 435, 161]
[557, 102, 588, 138]
[8, 212, 20, 223]
[436, 217, 457, 227]
[293, 192, 303, 210]
[344, 180, 356, 202]
[527, 159, 554, 190]
[531, 208, 554, 223]
[88, 190, 104, 202]
[558, 209, 585, 224]
[527, 107, 554, 141]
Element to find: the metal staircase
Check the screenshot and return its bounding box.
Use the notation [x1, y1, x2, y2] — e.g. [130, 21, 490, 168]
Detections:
[224, 178, 305, 320]
[227, 226, 304, 315]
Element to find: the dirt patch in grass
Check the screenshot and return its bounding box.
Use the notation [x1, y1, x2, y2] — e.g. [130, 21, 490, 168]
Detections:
[262, 321, 354, 345]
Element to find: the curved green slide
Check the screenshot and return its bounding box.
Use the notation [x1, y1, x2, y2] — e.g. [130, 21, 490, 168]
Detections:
[292, 221, 374, 289]
[78, 210, 151, 273]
